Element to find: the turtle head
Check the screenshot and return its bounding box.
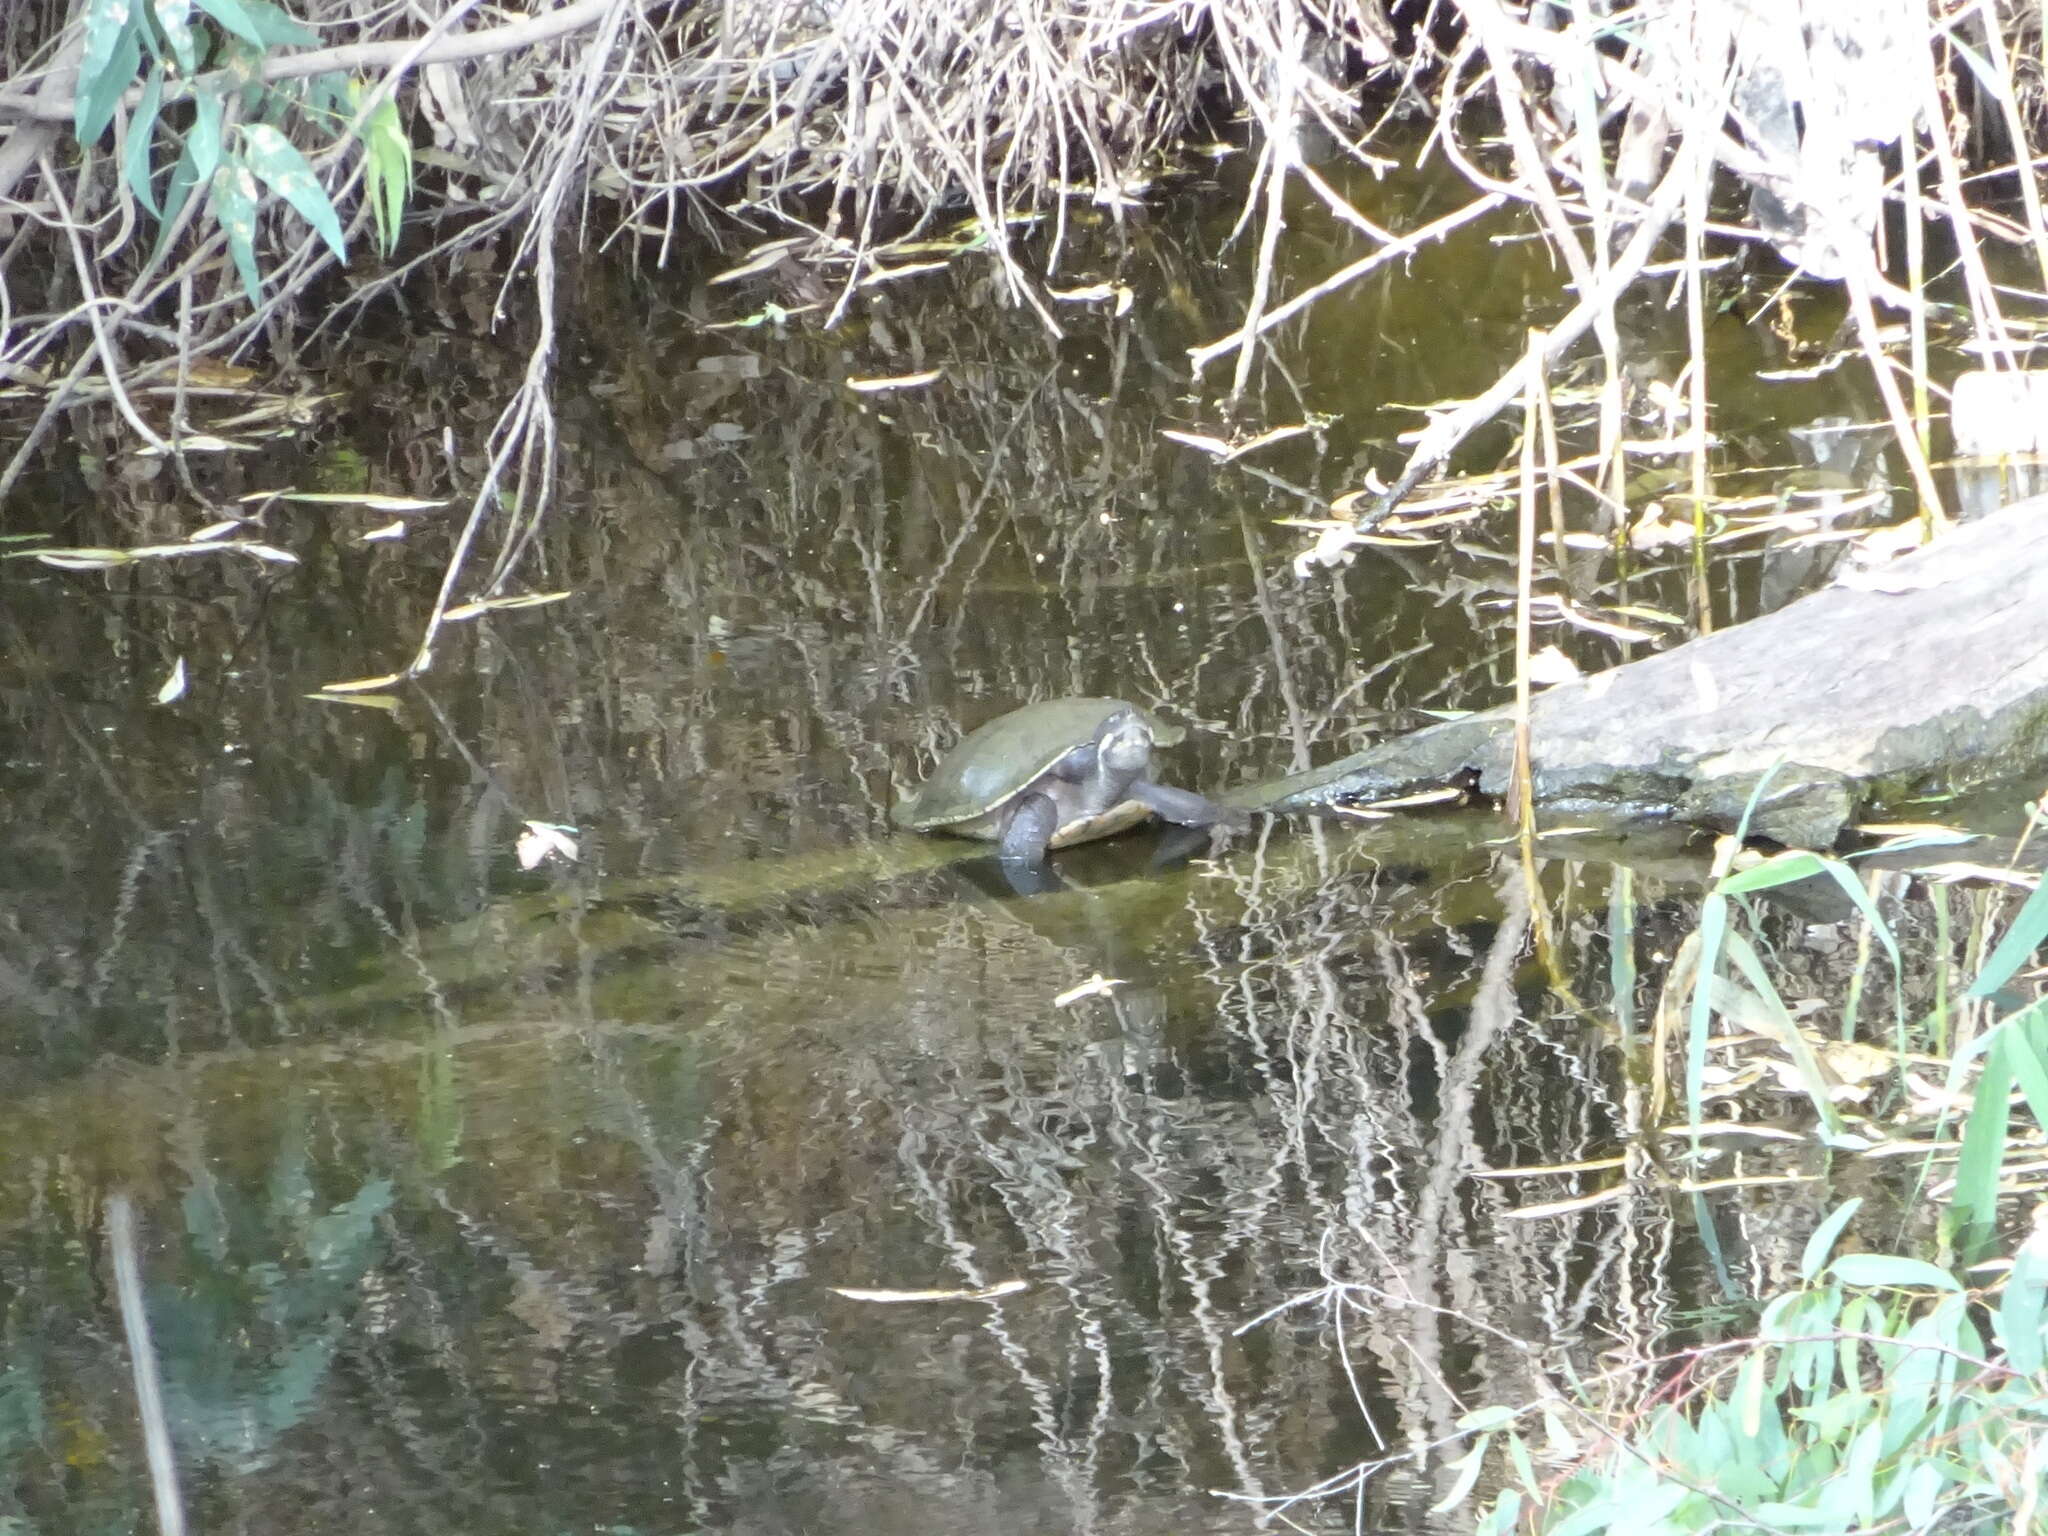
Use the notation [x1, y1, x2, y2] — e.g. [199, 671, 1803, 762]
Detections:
[1094, 708, 1154, 779]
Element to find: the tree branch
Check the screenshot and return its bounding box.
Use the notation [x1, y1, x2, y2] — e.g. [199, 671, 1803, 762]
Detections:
[0, 0, 629, 125]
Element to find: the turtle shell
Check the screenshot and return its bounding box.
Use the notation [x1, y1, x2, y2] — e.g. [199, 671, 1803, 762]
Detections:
[892, 697, 1187, 844]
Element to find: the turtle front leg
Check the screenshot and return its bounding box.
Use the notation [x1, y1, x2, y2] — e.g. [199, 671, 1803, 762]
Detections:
[999, 790, 1060, 863]
[1129, 780, 1249, 829]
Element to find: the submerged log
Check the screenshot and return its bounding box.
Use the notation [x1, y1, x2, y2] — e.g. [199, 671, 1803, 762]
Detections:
[1237, 496, 2048, 847]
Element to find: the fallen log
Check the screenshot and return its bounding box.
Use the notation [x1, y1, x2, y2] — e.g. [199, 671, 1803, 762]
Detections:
[1234, 495, 2048, 847]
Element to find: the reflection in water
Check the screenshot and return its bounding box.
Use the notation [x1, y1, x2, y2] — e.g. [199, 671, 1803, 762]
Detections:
[0, 151, 1954, 1534]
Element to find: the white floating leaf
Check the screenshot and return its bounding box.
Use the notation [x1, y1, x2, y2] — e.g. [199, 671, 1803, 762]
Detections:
[275, 491, 449, 511]
[34, 548, 132, 569]
[443, 591, 572, 622]
[319, 671, 408, 694]
[828, 1280, 1027, 1303]
[856, 260, 951, 287]
[235, 542, 298, 563]
[1054, 973, 1125, 1007]
[362, 520, 407, 542]
[707, 238, 805, 285]
[134, 434, 257, 455]
[846, 370, 942, 393]
[516, 821, 580, 870]
[1354, 787, 1465, 812]
[156, 657, 187, 703]
[1161, 429, 1234, 457]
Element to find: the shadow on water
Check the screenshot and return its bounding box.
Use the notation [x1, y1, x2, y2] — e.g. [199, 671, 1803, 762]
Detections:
[0, 146, 2018, 1533]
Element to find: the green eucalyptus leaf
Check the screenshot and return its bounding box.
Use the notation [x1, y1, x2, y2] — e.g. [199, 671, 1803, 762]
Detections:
[211, 160, 264, 306]
[1998, 1236, 2047, 1374]
[76, 0, 143, 145]
[1800, 1199, 1863, 1282]
[1752, 1499, 1849, 1527]
[234, 0, 320, 47]
[154, 0, 197, 75]
[1827, 1254, 1962, 1292]
[189, 82, 225, 181]
[238, 123, 346, 260]
[148, 133, 202, 265]
[193, 0, 274, 47]
[1428, 1439, 1489, 1514]
[1901, 1462, 1945, 1529]
[122, 63, 167, 214]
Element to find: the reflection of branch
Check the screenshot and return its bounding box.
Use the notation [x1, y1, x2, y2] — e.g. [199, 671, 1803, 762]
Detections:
[0, 0, 623, 124]
[1334, 138, 1699, 541]
[1187, 194, 1504, 374]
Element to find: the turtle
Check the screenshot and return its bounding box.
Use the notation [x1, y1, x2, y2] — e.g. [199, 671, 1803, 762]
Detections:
[892, 696, 1242, 863]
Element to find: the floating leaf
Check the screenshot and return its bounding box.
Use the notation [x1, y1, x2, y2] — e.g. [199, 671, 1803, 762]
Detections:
[828, 1280, 1027, 1303]
[702, 302, 818, 330]
[361, 520, 406, 542]
[270, 491, 448, 511]
[516, 821, 579, 870]
[239, 123, 347, 261]
[857, 260, 950, 287]
[18, 539, 297, 569]
[1053, 973, 1125, 1007]
[846, 370, 942, 393]
[156, 657, 188, 704]
[707, 239, 804, 285]
[318, 672, 408, 694]
[19, 547, 133, 569]
[134, 434, 259, 455]
[1162, 429, 1234, 457]
[1353, 787, 1464, 812]
[1911, 861, 2037, 889]
[1163, 423, 1310, 463]
[442, 591, 571, 622]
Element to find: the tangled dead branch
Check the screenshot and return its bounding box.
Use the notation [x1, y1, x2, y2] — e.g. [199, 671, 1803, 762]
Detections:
[5, 0, 2048, 666]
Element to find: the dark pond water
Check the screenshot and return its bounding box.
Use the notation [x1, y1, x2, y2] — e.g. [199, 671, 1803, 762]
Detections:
[0, 148, 2011, 1535]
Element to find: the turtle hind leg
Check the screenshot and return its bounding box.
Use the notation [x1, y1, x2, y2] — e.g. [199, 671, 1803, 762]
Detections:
[1129, 779, 1249, 829]
[999, 790, 1060, 863]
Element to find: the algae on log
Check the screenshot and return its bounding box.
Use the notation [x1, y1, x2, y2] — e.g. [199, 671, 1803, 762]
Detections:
[1235, 496, 2048, 847]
